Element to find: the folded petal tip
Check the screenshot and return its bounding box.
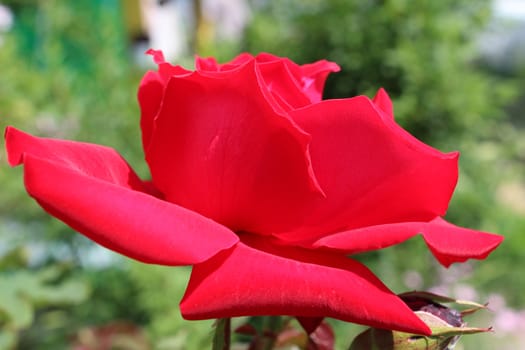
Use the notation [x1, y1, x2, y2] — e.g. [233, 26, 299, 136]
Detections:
[145, 48, 166, 64]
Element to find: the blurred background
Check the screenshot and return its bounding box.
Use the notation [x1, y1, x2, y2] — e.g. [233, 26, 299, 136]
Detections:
[0, 0, 524, 349]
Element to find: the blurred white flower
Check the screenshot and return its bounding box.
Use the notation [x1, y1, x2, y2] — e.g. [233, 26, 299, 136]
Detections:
[203, 0, 251, 41]
[0, 4, 13, 32]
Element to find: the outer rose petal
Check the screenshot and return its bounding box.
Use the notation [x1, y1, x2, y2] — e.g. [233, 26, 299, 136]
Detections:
[313, 217, 503, 267]
[421, 217, 503, 267]
[139, 50, 192, 151]
[146, 60, 323, 234]
[145, 49, 192, 82]
[195, 53, 254, 72]
[254, 52, 340, 103]
[298, 59, 340, 103]
[372, 88, 394, 119]
[277, 96, 458, 241]
[5, 127, 238, 265]
[180, 237, 431, 335]
[145, 48, 165, 65]
[138, 71, 164, 150]
[195, 56, 220, 71]
[195, 52, 339, 105]
[257, 59, 311, 110]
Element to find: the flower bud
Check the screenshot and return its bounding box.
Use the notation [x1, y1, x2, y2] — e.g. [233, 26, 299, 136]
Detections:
[349, 291, 491, 350]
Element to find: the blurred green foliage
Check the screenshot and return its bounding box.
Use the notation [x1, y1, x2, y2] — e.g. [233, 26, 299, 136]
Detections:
[0, 0, 524, 349]
[0, 248, 89, 349]
[244, 0, 516, 146]
[0, 1, 147, 348]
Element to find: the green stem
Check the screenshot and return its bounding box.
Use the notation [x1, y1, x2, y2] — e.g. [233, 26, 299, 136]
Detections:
[212, 318, 231, 350]
[259, 316, 282, 350]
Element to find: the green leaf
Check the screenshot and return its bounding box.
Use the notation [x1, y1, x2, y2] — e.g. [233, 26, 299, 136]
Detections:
[0, 267, 89, 331]
[0, 331, 17, 350]
[0, 276, 34, 328]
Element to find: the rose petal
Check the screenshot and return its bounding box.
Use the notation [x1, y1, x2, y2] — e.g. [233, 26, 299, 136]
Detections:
[195, 53, 254, 72]
[145, 49, 191, 82]
[6, 127, 146, 190]
[298, 59, 340, 103]
[145, 48, 165, 65]
[180, 237, 430, 335]
[254, 52, 340, 103]
[254, 52, 284, 63]
[138, 71, 164, 151]
[139, 51, 192, 150]
[146, 60, 324, 234]
[258, 59, 312, 110]
[196, 52, 339, 107]
[5, 127, 238, 265]
[421, 217, 503, 267]
[372, 88, 394, 119]
[313, 222, 419, 253]
[314, 217, 503, 267]
[195, 56, 220, 71]
[278, 96, 458, 241]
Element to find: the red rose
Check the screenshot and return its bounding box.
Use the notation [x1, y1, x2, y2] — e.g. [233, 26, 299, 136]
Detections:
[5, 50, 502, 335]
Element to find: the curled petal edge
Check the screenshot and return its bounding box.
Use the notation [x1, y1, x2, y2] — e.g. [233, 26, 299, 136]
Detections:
[181, 238, 431, 335]
[5, 127, 238, 266]
[313, 217, 503, 267]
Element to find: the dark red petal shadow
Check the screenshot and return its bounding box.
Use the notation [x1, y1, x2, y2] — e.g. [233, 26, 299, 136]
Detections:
[146, 60, 323, 234]
[297, 317, 324, 334]
[5, 127, 238, 265]
[180, 236, 431, 335]
[313, 217, 503, 267]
